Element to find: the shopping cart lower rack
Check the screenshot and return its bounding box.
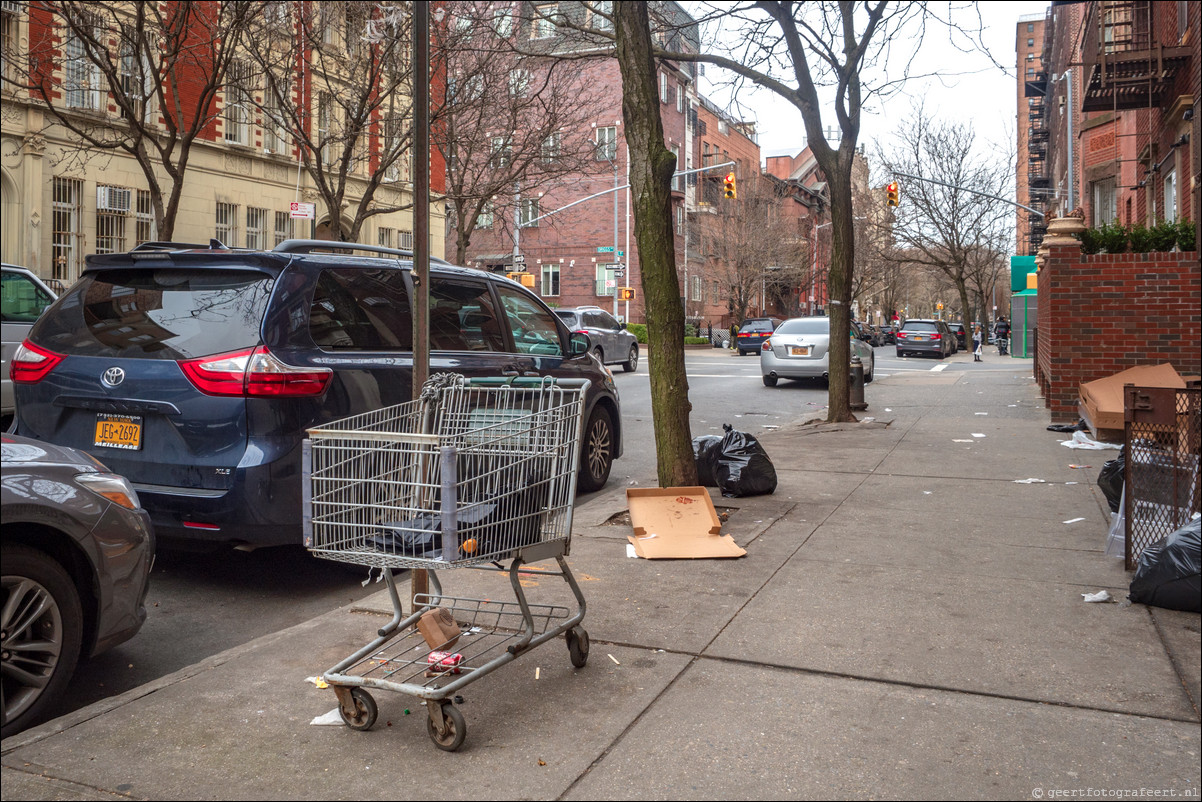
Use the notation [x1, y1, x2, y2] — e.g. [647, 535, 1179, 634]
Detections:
[302, 374, 591, 751]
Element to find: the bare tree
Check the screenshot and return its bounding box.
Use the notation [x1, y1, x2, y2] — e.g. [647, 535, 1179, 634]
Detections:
[648, 1, 991, 421]
[8, 0, 264, 239]
[242, 2, 418, 242]
[876, 104, 1012, 330]
[434, 3, 607, 265]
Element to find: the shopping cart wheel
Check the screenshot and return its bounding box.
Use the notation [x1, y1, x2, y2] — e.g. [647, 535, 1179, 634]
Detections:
[566, 626, 590, 668]
[427, 702, 467, 752]
[339, 688, 378, 731]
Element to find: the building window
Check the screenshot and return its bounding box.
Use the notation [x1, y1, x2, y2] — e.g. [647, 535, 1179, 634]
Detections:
[532, 4, 558, 39]
[1, 1, 20, 84]
[508, 68, 530, 97]
[216, 202, 238, 245]
[1028, 23, 1034, 32]
[595, 263, 613, 296]
[263, 87, 286, 154]
[1091, 178, 1116, 226]
[51, 177, 82, 283]
[595, 125, 617, 161]
[588, 1, 612, 31]
[1026, 52, 1034, 61]
[136, 189, 155, 245]
[1163, 168, 1177, 222]
[246, 206, 267, 250]
[274, 211, 293, 245]
[541, 262, 560, 296]
[1027, 38, 1034, 46]
[378, 226, 394, 249]
[691, 275, 701, 302]
[676, 83, 684, 113]
[475, 201, 493, 230]
[95, 185, 131, 255]
[490, 136, 512, 168]
[669, 145, 680, 191]
[64, 21, 102, 111]
[224, 60, 251, 144]
[541, 132, 561, 164]
[659, 73, 667, 103]
[519, 198, 539, 227]
[398, 230, 414, 249]
[492, 7, 513, 37]
[318, 93, 334, 165]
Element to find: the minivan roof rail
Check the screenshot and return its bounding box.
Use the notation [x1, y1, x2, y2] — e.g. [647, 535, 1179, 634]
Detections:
[272, 239, 452, 265]
[131, 239, 231, 252]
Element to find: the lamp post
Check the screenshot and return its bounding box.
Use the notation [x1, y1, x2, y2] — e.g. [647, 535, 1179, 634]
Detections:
[811, 221, 832, 315]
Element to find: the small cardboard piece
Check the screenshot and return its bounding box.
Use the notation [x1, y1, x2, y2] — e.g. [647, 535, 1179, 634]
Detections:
[1079, 363, 1185, 441]
[626, 487, 746, 559]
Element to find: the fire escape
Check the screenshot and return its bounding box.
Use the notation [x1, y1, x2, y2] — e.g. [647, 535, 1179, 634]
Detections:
[1081, 0, 1192, 113]
[1025, 68, 1050, 254]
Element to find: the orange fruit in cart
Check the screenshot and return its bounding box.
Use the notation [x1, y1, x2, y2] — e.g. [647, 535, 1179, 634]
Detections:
[461, 538, 477, 554]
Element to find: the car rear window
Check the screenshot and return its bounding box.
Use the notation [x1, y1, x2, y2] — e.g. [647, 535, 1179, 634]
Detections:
[2, 271, 55, 323]
[901, 321, 939, 332]
[741, 320, 775, 333]
[775, 318, 829, 335]
[33, 268, 274, 359]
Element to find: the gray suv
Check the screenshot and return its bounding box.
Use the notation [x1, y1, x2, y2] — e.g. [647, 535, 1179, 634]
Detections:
[895, 318, 956, 358]
[553, 306, 639, 372]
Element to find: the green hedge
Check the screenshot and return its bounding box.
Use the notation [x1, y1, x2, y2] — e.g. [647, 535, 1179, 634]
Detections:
[684, 336, 710, 345]
[626, 323, 648, 343]
[1076, 219, 1194, 254]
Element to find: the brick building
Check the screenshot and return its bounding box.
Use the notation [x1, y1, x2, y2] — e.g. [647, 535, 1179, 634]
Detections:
[1017, 11, 1049, 255]
[0, 1, 445, 283]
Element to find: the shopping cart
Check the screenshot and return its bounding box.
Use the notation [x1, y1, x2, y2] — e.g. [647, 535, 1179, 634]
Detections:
[302, 374, 591, 751]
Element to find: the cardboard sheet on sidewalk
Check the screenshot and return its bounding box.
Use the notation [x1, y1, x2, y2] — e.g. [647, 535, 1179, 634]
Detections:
[626, 487, 746, 559]
[1079, 363, 1185, 440]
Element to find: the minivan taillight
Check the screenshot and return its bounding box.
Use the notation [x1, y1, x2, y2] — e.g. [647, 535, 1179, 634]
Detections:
[10, 340, 64, 383]
[179, 347, 332, 398]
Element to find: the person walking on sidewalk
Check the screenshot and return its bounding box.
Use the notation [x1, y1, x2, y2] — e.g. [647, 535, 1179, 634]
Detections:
[972, 324, 984, 362]
[994, 315, 1011, 356]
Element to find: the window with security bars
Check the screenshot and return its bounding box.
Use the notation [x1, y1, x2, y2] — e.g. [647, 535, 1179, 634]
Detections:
[378, 227, 393, 248]
[216, 202, 238, 245]
[541, 263, 560, 297]
[52, 177, 82, 283]
[398, 229, 413, 249]
[274, 211, 293, 245]
[95, 195, 128, 255]
[246, 206, 267, 250]
[135, 189, 155, 245]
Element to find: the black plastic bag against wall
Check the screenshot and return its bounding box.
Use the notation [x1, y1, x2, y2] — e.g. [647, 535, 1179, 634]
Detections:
[1097, 447, 1126, 513]
[715, 423, 778, 498]
[1129, 518, 1201, 613]
[692, 435, 723, 487]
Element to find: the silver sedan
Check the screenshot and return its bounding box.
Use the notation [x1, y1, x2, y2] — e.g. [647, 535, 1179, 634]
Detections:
[760, 316, 875, 387]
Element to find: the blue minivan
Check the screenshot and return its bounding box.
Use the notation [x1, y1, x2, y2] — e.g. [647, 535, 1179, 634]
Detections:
[11, 241, 622, 548]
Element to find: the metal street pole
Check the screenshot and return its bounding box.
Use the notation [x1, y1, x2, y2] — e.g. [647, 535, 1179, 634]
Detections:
[411, 1, 430, 601]
[613, 151, 619, 319]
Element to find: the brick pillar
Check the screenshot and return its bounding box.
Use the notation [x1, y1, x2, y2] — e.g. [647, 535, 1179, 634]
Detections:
[1036, 215, 1087, 419]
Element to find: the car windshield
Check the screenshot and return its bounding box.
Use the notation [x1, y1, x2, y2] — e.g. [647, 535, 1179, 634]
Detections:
[32, 268, 274, 360]
[775, 318, 829, 335]
[740, 320, 774, 333]
[901, 321, 939, 332]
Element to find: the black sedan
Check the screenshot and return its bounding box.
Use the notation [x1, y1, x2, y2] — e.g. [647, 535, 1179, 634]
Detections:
[2, 435, 154, 737]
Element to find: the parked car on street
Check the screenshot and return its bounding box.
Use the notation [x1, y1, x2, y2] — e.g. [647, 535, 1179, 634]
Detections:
[948, 323, 967, 351]
[760, 316, 875, 386]
[2, 264, 58, 429]
[735, 317, 782, 356]
[2, 434, 154, 737]
[553, 306, 639, 372]
[895, 319, 956, 359]
[11, 240, 623, 550]
[876, 322, 897, 345]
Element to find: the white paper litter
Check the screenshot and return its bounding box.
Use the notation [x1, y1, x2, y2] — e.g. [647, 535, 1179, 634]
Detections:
[1063, 517, 1086, 524]
[310, 708, 344, 726]
[1082, 590, 1113, 603]
[972, 433, 986, 438]
[885, 408, 892, 412]
[626, 543, 638, 558]
[1061, 431, 1122, 450]
[953, 439, 974, 443]
[975, 412, 988, 416]
[1014, 478, 1047, 484]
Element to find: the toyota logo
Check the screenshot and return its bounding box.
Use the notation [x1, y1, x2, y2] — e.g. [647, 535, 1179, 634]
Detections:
[102, 367, 126, 387]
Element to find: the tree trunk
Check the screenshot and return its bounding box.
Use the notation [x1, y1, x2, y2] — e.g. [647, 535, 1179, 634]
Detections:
[825, 167, 854, 421]
[614, 2, 695, 487]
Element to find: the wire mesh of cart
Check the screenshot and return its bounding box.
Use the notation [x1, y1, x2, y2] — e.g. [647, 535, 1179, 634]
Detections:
[302, 373, 592, 751]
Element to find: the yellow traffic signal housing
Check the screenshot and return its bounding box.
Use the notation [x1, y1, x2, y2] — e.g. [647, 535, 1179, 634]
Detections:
[886, 181, 899, 207]
[618, 287, 635, 301]
[506, 271, 536, 288]
[723, 172, 737, 199]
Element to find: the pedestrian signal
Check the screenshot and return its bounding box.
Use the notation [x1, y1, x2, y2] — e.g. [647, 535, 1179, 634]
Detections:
[507, 271, 536, 288]
[723, 172, 737, 200]
[886, 181, 899, 207]
[618, 287, 635, 301]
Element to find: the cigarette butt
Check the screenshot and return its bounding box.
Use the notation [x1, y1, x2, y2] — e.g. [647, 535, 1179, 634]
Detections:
[535, 667, 540, 680]
[608, 654, 620, 665]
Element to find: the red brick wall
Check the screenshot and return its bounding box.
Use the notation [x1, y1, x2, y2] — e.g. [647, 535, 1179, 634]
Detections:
[1036, 245, 1202, 420]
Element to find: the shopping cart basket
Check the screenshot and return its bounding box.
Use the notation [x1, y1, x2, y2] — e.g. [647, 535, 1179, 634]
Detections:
[302, 374, 591, 751]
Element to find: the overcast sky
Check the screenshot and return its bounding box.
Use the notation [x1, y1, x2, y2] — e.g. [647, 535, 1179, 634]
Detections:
[694, 2, 1050, 162]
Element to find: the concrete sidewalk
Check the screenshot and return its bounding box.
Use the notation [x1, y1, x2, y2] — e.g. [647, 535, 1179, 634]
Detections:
[3, 363, 1199, 800]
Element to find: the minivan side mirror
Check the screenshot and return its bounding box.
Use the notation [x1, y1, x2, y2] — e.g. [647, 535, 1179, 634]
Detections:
[569, 332, 590, 356]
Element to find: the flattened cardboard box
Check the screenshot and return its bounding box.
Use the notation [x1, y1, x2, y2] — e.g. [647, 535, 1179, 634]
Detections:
[626, 487, 746, 559]
[1079, 363, 1185, 439]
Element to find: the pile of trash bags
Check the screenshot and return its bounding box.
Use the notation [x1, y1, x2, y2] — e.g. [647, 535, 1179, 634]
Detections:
[692, 424, 777, 498]
[1129, 517, 1201, 613]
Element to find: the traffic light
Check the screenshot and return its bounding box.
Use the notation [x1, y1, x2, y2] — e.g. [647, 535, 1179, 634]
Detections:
[723, 171, 737, 200]
[618, 287, 635, 301]
[506, 271, 536, 288]
[886, 181, 899, 207]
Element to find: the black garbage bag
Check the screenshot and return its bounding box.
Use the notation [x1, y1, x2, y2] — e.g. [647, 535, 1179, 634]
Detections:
[1097, 447, 1126, 513]
[1129, 518, 1201, 612]
[692, 435, 723, 487]
[715, 423, 777, 498]
[1047, 419, 1089, 433]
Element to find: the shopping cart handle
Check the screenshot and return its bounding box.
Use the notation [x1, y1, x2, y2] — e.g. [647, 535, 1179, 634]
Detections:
[465, 377, 591, 390]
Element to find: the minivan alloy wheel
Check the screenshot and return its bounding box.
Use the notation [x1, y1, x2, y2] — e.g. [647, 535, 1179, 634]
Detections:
[579, 407, 614, 493]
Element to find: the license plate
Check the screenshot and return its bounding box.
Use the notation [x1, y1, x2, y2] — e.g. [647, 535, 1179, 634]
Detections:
[94, 414, 143, 450]
[913, 335, 926, 340]
[790, 346, 811, 356]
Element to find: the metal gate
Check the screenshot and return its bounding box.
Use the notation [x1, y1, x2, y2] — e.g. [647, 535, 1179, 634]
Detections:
[1123, 385, 1201, 570]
